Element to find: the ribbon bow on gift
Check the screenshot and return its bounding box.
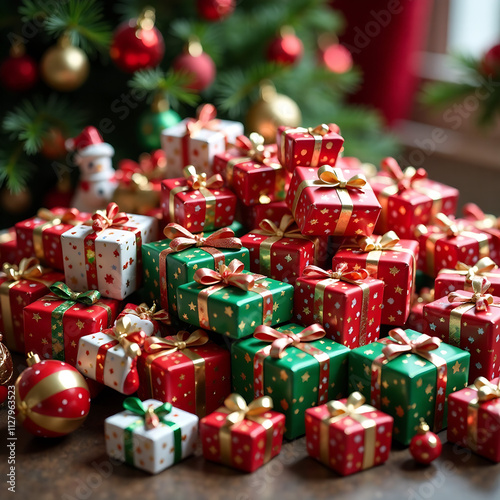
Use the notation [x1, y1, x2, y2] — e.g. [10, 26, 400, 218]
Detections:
[433, 213, 462, 237]
[185, 103, 220, 136]
[123, 397, 173, 430]
[163, 223, 241, 254]
[256, 214, 302, 239]
[380, 157, 427, 192]
[355, 231, 401, 252]
[144, 329, 209, 355]
[108, 316, 146, 359]
[37, 207, 82, 225]
[449, 258, 498, 282]
[91, 202, 129, 232]
[222, 393, 273, 427]
[381, 328, 442, 361]
[2, 258, 48, 282]
[253, 323, 326, 359]
[118, 150, 167, 185]
[473, 377, 500, 402]
[302, 262, 369, 283]
[49, 282, 101, 305]
[326, 391, 374, 421]
[448, 277, 494, 311]
[462, 203, 499, 231]
[184, 165, 224, 191]
[194, 259, 258, 291]
[234, 133, 273, 164]
[123, 303, 170, 324]
[316, 165, 367, 190]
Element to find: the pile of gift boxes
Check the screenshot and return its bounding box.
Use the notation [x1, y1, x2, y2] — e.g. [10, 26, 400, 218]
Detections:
[3, 105, 500, 475]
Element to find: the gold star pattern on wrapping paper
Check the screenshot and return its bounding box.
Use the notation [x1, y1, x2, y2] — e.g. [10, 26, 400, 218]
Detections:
[76, 320, 85, 330]
[16, 295, 23, 305]
[303, 307, 311, 315]
[193, 265, 198, 270]
[188, 302, 196, 311]
[395, 406, 404, 417]
[172, 396, 177, 402]
[238, 321, 246, 331]
[266, 386, 273, 394]
[320, 208, 329, 214]
[382, 380, 389, 389]
[388, 315, 396, 323]
[272, 303, 279, 312]
[356, 381, 364, 391]
[381, 396, 390, 406]
[389, 266, 400, 276]
[285, 254, 292, 262]
[394, 286, 403, 294]
[301, 372, 310, 382]
[280, 370, 289, 381]
[281, 399, 289, 411]
[240, 372, 246, 380]
[310, 219, 318, 225]
[416, 378, 423, 388]
[244, 353, 251, 364]
[364, 349, 374, 355]
[425, 384, 433, 394]
[183, 314, 188, 320]
[32, 313, 41, 322]
[452, 361, 461, 374]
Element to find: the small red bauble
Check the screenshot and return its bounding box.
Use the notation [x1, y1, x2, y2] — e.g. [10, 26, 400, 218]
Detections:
[15, 352, 91, 438]
[197, 0, 235, 21]
[0, 53, 38, 92]
[319, 43, 353, 74]
[110, 8, 165, 73]
[0, 386, 8, 405]
[267, 28, 304, 66]
[40, 127, 68, 160]
[409, 420, 442, 464]
[481, 43, 500, 77]
[173, 39, 216, 92]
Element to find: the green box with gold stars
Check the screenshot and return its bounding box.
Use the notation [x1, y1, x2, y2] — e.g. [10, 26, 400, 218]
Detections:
[231, 323, 350, 439]
[176, 274, 294, 339]
[348, 329, 470, 445]
[141, 225, 250, 316]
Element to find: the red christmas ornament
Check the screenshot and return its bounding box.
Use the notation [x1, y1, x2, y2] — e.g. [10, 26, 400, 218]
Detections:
[15, 352, 91, 437]
[319, 43, 353, 74]
[267, 27, 304, 66]
[0, 386, 7, 405]
[173, 38, 216, 92]
[197, 0, 235, 21]
[481, 43, 500, 77]
[0, 44, 38, 92]
[40, 127, 68, 160]
[110, 7, 165, 73]
[409, 420, 442, 464]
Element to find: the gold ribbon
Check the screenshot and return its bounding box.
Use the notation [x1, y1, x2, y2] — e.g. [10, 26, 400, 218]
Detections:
[438, 258, 498, 291]
[108, 317, 145, 359]
[218, 394, 275, 466]
[281, 124, 333, 168]
[122, 302, 171, 324]
[466, 377, 500, 452]
[292, 165, 366, 236]
[319, 392, 376, 470]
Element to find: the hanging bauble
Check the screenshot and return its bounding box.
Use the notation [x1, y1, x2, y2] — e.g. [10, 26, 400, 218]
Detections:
[246, 81, 302, 143]
[15, 352, 91, 437]
[267, 27, 304, 66]
[0, 187, 32, 214]
[0, 334, 14, 405]
[172, 37, 216, 92]
[409, 420, 442, 464]
[481, 43, 500, 77]
[0, 43, 38, 92]
[40, 127, 68, 160]
[40, 35, 89, 92]
[138, 94, 181, 150]
[197, 0, 235, 21]
[317, 33, 353, 74]
[110, 7, 165, 73]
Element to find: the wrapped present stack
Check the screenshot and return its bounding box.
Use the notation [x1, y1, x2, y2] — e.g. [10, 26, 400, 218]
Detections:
[5, 107, 500, 482]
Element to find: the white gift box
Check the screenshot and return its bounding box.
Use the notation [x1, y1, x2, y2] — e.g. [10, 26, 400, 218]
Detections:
[105, 399, 199, 474]
[61, 214, 157, 300]
[161, 118, 244, 178]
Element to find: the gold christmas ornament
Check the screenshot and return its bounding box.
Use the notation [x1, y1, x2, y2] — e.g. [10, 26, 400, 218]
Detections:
[246, 81, 302, 143]
[0, 187, 32, 214]
[0, 334, 13, 386]
[41, 35, 90, 92]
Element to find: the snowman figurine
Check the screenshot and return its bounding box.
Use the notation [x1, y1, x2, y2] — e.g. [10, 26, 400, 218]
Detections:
[66, 126, 118, 212]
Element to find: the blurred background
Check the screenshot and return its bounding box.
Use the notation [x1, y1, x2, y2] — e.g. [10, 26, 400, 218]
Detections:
[0, 0, 499, 229]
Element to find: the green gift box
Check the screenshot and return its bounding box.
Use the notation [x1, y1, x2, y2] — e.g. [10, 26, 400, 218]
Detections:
[176, 259, 293, 339]
[348, 328, 470, 445]
[142, 224, 250, 315]
[232, 323, 350, 439]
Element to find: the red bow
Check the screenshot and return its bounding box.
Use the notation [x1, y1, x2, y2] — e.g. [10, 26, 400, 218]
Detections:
[462, 203, 499, 230]
[302, 262, 369, 282]
[194, 259, 257, 291]
[91, 202, 129, 232]
[448, 277, 494, 311]
[117, 150, 167, 184]
[253, 324, 326, 359]
[382, 328, 442, 362]
[186, 104, 220, 136]
[163, 223, 242, 253]
[37, 207, 82, 224]
[381, 157, 427, 192]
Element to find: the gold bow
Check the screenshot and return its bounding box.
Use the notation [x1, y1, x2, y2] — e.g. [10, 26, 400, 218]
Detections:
[184, 165, 224, 191]
[440, 258, 498, 282]
[234, 132, 272, 164]
[109, 317, 145, 358]
[326, 391, 373, 420]
[144, 330, 209, 356]
[473, 377, 500, 402]
[123, 303, 170, 324]
[317, 165, 367, 189]
[355, 231, 400, 252]
[2, 258, 46, 282]
[222, 393, 273, 427]
[448, 277, 494, 312]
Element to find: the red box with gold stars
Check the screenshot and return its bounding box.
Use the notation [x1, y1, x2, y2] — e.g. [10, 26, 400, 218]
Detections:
[0, 269, 64, 353]
[0, 228, 19, 267]
[136, 332, 231, 418]
[423, 294, 500, 383]
[200, 395, 286, 472]
[23, 292, 120, 366]
[332, 237, 419, 326]
[286, 166, 381, 237]
[305, 394, 393, 475]
[447, 376, 500, 462]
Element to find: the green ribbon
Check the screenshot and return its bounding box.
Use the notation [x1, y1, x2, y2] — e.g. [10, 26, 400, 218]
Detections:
[122, 397, 182, 466]
[49, 282, 101, 305]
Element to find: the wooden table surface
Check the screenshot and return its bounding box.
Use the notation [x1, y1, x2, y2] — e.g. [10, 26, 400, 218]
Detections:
[1, 356, 500, 500]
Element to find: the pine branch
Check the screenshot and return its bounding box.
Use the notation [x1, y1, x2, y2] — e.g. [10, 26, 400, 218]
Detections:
[420, 81, 477, 107]
[0, 145, 34, 194]
[129, 69, 200, 108]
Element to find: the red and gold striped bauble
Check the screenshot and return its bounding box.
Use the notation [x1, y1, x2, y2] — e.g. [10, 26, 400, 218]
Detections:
[15, 352, 91, 437]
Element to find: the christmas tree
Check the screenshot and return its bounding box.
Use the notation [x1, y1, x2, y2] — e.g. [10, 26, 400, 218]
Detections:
[0, 0, 397, 227]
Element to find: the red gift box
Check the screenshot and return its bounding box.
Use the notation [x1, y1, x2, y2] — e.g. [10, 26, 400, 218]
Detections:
[15, 207, 90, 271]
[423, 279, 500, 382]
[416, 213, 495, 277]
[294, 263, 384, 348]
[369, 158, 459, 238]
[405, 287, 434, 333]
[277, 123, 344, 172]
[305, 392, 393, 476]
[137, 330, 231, 418]
[200, 393, 285, 472]
[238, 200, 291, 229]
[0, 229, 19, 266]
[286, 165, 380, 237]
[213, 134, 289, 206]
[0, 258, 64, 353]
[145, 207, 168, 235]
[447, 376, 500, 462]
[435, 258, 500, 299]
[240, 215, 328, 286]
[161, 165, 236, 232]
[117, 302, 171, 337]
[332, 232, 418, 326]
[23, 282, 120, 366]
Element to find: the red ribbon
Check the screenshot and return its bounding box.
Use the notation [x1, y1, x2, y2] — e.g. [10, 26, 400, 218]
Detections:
[462, 203, 499, 230]
[380, 157, 428, 192]
[91, 203, 129, 232]
[302, 262, 369, 282]
[194, 259, 256, 291]
[185, 104, 220, 136]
